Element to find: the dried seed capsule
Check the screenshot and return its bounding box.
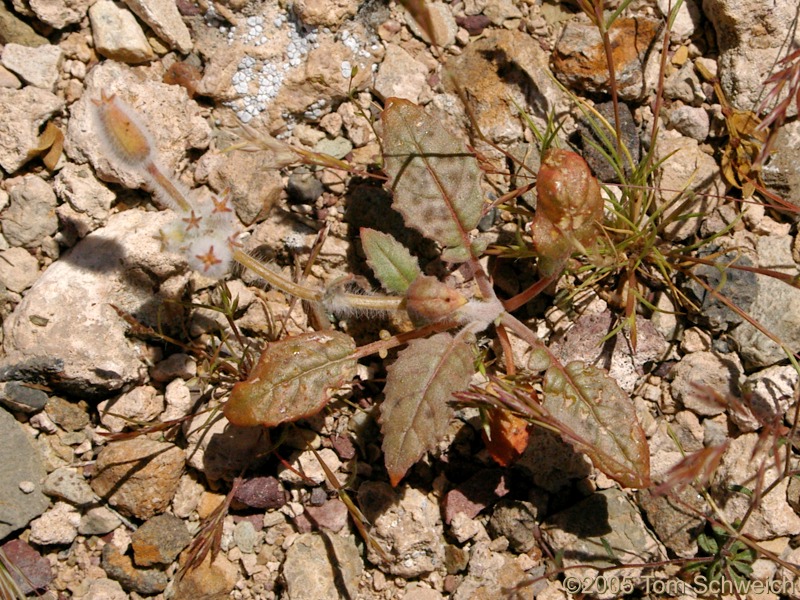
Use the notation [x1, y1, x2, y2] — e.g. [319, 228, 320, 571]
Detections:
[91, 92, 154, 168]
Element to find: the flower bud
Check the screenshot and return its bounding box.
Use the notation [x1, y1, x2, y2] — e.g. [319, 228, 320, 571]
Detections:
[405, 275, 467, 323]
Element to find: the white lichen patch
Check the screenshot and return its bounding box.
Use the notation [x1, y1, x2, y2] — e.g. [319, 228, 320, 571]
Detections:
[201, 3, 382, 125]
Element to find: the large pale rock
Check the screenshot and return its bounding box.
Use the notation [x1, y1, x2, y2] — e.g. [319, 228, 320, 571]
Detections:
[2, 175, 58, 247]
[292, 0, 359, 28]
[0, 64, 20, 88]
[638, 487, 705, 558]
[28, 502, 81, 545]
[648, 414, 704, 482]
[542, 489, 666, 599]
[0, 3, 48, 46]
[283, 533, 363, 600]
[670, 351, 744, 416]
[404, 2, 457, 48]
[703, 0, 800, 111]
[89, 0, 155, 64]
[657, 0, 701, 40]
[553, 310, 668, 393]
[0, 247, 39, 292]
[42, 466, 98, 506]
[1, 210, 184, 397]
[714, 433, 800, 539]
[172, 553, 237, 599]
[730, 235, 800, 367]
[194, 9, 380, 127]
[183, 411, 274, 481]
[0, 87, 63, 173]
[67, 61, 210, 191]
[277, 448, 342, 486]
[483, 0, 523, 26]
[763, 120, 800, 212]
[1, 43, 62, 90]
[667, 105, 710, 141]
[654, 131, 726, 240]
[276, 34, 381, 121]
[373, 44, 429, 104]
[454, 549, 542, 599]
[98, 385, 165, 433]
[195, 148, 282, 225]
[53, 163, 116, 230]
[358, 482, 445, 577]
[123, 0, 192, 53]
[734, 364, 799, 431]
[29, 0, 91, 28]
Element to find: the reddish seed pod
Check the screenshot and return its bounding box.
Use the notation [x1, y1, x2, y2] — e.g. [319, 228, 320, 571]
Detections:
[535, 148, 603, 231]
[530, 148, 604, 277]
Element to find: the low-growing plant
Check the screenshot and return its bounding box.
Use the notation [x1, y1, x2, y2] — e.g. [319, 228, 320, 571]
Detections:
[93, 90, 651, 492]
[87, 1, 800, 594]
[683, 521, 758, 587]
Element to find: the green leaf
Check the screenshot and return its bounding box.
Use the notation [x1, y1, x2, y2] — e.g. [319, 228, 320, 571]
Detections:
[360, 228, 421, 294]
[224, 331, 357, 427]
[381, 98, 484, 262]
[380, 332, 475, 486]
[698, 532, 718, 555]
[541, 361, 650, 488]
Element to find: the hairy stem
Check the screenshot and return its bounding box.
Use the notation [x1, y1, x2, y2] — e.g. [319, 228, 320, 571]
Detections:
[340, 293, 406, 312]
[234, 250, 323, 302]
[144, 162, 192, 212]
[233, 249, 406, 313]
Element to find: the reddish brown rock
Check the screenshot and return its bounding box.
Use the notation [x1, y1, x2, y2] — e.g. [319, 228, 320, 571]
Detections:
[0, 538, 53, 594]
[131, 513, 191, 567]
[552, 15, 660, 100]
[455, 15, 490, 36]
[233, 475, 288, 510]
[91, 438, 185, 519]
[295, 499, 349, 533]
[173, 553, 238, 600]
[442, 469, 510, 524]
[330, 434, 356, 460]
[446, 29, 566, 144]
[101, 543, 168, 595]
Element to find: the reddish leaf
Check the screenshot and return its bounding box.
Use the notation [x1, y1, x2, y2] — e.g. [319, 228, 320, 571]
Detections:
[652, 442, 728, 496]
[33, 121, 64, 170]
[380, 333, 475, 486]
[381, 98, 483, 262]
[224, 331, 356, 427]
[541, 361, 650, 488]
[482, 406, 532, 467]
[531, 149, 603, 277]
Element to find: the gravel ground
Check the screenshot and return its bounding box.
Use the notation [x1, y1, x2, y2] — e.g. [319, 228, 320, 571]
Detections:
[2, 0, 800, 598]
